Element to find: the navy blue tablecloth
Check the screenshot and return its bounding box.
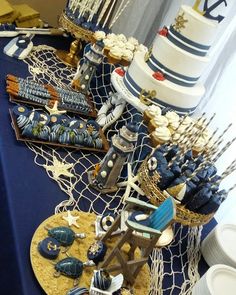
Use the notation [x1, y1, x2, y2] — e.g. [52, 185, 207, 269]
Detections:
[0, 35, 216, 295]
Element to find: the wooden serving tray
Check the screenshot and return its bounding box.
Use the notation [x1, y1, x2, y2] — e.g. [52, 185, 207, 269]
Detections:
[10, 110, 109, 153]
[9, 93, 97, 118]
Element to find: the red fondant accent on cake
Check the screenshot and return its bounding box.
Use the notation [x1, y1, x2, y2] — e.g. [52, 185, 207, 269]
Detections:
[153, 71, 165, 81]
[158, 27, 168, 37]
[115, 68, 125, 77]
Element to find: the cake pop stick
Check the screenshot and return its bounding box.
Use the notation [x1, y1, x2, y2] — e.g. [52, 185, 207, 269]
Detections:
[212, 137, 236, 163]
[102, 0, 118, 28]
[87, 0, 103, 22]
[214, 123, 232, 146]
[96, 0, 112, 26]
[227, 183, 236, 194]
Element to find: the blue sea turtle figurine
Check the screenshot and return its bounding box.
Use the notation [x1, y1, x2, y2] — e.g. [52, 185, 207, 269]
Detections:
[54, 257, 83, 279]
[46, 226, 85, 248]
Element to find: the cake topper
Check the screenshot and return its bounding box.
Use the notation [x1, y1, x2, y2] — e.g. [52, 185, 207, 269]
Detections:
[203, 0, 227, 23]
[173, 12, 188, 33]
[193, 0, 228, 22]
[193, 0, 205, 15]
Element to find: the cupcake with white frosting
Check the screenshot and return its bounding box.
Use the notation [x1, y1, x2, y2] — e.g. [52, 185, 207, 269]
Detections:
[136, 44, 148, 54]
[121, 49, 133, 66]
[93, 30, 106, 41]
[107, 46, 122, 64]
[150, 126, 172, 147]
[192, 136, 207, 156]
[117, 33, 127, 43]
[125, 42, 135, 51]
[103, 39, 114, 55]
[165, 111, 180, 133]
[148, 115, 169, 133]
[143, 104, 162, 123]
[128, 36, 139, 47]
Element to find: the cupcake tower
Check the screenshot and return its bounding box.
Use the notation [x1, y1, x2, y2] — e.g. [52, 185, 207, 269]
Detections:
[144, 105, 214, 156]
[92, 30, 148, 65]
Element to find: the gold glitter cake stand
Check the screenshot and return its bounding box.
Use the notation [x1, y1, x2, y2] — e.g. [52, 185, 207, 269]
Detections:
[30, 211, 151, 295]
[56, 12, 94, 67]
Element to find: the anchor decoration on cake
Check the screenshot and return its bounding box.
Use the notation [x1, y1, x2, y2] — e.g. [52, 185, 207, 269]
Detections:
[193, 0, 228, 23]
[144, 46, 153, 62]
[139, 89, 157, 106]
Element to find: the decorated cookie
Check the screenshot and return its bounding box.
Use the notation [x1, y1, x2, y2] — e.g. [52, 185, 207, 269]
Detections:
[87, 241, 107, 265]
[38, 237, 60, 260]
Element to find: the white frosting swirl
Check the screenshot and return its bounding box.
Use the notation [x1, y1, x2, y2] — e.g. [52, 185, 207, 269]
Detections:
[181, 116, 194, 126]
[128, 36, 139, 46]
[122, 49, 133, 61]
[109, 46, 123, 58]
[165, 111, 179, 125]
[136, 44, 148, 53]
[125, 42, 135, 51]
[153, 127, 171, 142]
[94, 31, 106, 41]
[106, 33, 117, 40]
[103, 39, 114, 49]
[114, 40, 126, 49]
[193, 136, 206, 152]
[153, 115, 169, 127]
[147, 105, 161, 117]
[169, 121, 180, 131]
[117, 33, 127, 43]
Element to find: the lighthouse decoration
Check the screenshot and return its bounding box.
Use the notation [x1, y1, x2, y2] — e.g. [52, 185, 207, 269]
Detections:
[72, 40, 104, 93]
[89, 122, 139, 193]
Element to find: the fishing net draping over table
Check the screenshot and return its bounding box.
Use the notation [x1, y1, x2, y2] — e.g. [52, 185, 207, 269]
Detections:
[21, 44, 203, 295]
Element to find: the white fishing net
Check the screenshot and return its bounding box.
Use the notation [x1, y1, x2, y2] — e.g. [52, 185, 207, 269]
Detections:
[21, 44, 202, 294]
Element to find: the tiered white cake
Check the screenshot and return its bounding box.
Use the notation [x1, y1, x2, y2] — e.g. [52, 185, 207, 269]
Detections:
[113, 4, 221, 114]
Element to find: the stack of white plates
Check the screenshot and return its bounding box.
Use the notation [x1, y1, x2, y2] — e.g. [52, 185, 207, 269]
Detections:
[192, 264, 236, 295]
[201, 224, 236, 268]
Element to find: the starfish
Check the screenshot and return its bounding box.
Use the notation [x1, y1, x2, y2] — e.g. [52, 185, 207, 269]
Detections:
[62, 210, 80, 228]
[45, 101, 67, 116]
[43, 156, 74, 179]
[117, 163, 145, 202]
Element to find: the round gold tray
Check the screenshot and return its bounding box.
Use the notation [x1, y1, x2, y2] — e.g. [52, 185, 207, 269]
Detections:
[138, 159, 214, 227]
[30, 211, 151, 295]
[59, 12, 94, 42]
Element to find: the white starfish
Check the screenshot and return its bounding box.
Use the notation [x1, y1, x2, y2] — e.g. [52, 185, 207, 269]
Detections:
[117, 163, 145, 202]
[43, 156, 74, 179]
[45, 101, 67, 116]
[62, 210, 80, 228]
